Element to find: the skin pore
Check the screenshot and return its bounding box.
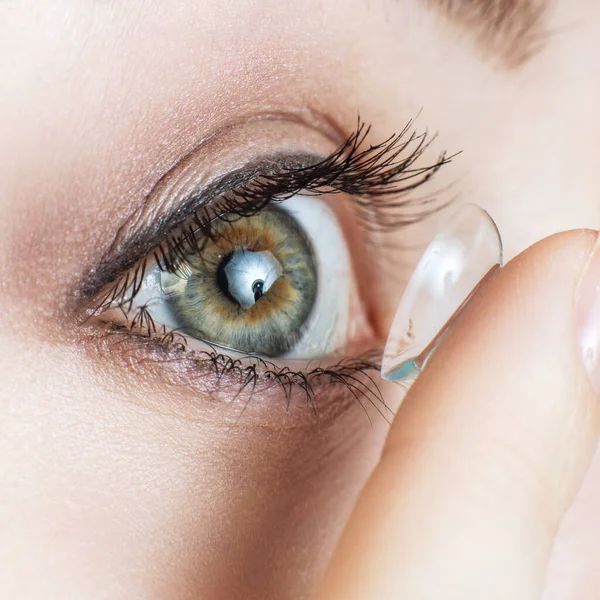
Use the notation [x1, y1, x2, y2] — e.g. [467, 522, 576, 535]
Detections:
[1, 1, 600, 599]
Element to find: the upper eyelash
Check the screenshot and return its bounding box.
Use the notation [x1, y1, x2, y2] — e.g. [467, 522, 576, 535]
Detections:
[87, 115, 456, 322]
[80, 115, 453, 305]
[148, 117, 453, 280]
[91, 122, 449, 316]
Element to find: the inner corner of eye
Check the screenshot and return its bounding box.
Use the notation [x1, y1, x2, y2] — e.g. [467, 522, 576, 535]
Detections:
[113, 192, 368, 361]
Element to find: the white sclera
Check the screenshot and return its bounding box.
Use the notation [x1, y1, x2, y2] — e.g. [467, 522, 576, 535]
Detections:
[381, 204, 504, 382]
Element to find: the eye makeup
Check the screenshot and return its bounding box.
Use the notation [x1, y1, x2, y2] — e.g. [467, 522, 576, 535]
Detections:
[80, 119, 450, 302]
[79, 117, 454, 419]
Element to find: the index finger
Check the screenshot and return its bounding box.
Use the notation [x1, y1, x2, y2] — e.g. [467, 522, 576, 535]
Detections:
[317, 230, 600, 600]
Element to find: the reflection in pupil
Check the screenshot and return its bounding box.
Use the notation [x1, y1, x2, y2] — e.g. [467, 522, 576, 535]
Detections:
[252, 279, 264, 301]
[219, 248, 283, 310]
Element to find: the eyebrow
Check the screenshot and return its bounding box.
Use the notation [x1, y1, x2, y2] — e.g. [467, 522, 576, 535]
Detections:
[425, 0, 547, 67]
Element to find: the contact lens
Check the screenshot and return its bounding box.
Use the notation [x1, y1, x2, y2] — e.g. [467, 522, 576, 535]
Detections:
[381, 204, 504, 382]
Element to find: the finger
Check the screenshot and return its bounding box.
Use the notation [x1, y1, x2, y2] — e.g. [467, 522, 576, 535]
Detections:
[318, 230, 600, 600]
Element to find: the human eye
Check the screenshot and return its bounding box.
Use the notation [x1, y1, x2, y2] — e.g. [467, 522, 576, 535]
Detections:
[116, 193, 352, 359]
[80, 118, 451, 414]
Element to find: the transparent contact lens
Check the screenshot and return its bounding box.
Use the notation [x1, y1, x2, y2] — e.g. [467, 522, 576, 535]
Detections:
[381, 204, 504, 383]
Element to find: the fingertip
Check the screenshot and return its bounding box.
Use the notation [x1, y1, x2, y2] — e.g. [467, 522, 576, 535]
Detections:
[319, 228, 600, 600]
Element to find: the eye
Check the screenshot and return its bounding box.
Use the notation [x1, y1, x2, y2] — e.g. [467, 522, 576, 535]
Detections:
[123, 194, 356, 359]
[84, 120, 452, 412]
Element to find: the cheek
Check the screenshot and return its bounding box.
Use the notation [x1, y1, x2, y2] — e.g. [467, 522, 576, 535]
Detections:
[0, 330, 395, 599]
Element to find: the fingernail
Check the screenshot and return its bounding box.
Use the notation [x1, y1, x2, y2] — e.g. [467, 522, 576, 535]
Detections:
[381, 204, 503, 383]
[576, 234, 600, 393]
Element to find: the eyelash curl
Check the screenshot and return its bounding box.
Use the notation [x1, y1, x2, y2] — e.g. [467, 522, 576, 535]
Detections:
[154, 117, 452, 276]
[90, 117, 453, 419]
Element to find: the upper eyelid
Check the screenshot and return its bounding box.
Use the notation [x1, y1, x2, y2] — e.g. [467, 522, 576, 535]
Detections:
[78, 153, 324, 302]
[77, 117, 453, 306]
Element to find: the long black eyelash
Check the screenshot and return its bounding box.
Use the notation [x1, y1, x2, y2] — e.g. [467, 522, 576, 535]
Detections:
[153, 117, 452, 275]
[93, 117, 450, 313]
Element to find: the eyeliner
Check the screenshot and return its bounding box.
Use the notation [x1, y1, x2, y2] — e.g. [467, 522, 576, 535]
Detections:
[78, 153, 320, 300]
[78, 118, 452, 303]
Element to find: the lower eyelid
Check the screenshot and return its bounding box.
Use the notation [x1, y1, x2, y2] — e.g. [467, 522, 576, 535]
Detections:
[80, 321, 388, 426]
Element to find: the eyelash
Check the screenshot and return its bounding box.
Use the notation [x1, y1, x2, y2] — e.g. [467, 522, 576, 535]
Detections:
[88, 117, 452, 418]
[161, 118, 451, 270]
[106, 325, 390, 421]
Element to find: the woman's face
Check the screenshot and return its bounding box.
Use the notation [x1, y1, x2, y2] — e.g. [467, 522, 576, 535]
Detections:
[1, 1, 599, 598]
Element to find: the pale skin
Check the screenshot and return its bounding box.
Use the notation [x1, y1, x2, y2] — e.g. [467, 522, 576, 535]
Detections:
[1, 1, 600, 599]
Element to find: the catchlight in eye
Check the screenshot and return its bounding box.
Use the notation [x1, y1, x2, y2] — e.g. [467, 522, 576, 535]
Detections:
[218, 249, 282, 309]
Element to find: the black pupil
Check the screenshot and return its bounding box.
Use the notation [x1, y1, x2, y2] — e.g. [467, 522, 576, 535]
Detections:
[252, 279, 264, 301]
[216, 254, 233, 298]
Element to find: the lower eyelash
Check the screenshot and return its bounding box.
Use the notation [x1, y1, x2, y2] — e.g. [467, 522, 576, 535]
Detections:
[101, 308, 390, 422]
